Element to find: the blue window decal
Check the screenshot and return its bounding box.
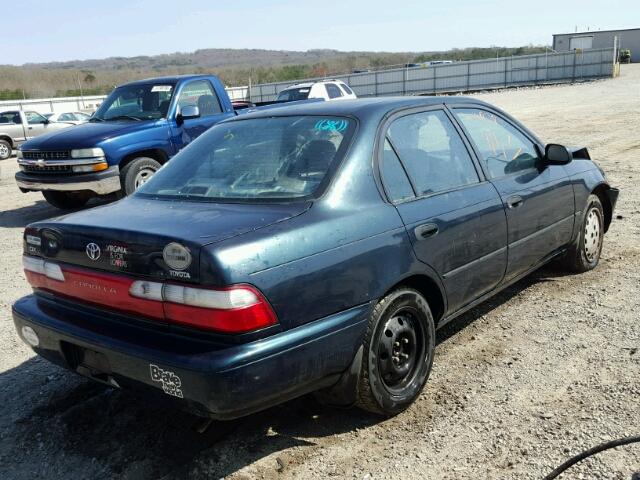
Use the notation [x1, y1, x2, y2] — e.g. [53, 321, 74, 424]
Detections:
[315, 119, 349, 132]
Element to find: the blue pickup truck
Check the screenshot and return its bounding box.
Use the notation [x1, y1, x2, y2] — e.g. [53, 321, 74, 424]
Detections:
[15, 75, 236, 209]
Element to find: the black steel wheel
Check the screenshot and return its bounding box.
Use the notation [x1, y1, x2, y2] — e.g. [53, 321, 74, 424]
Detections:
[356, 287, 435, 416]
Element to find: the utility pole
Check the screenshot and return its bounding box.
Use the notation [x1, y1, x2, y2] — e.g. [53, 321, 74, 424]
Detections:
[76, 72, 85, 109]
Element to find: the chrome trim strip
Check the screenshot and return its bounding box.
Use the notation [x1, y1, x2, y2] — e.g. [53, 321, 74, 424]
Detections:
[16, 167, 121, 195]
[442, 246, 507, 279]
[18, 157, 106, 167]
[508, 214, 574, 249]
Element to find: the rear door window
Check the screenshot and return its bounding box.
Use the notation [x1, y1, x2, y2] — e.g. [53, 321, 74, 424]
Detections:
[325, 83, 344, 99]
[340, 83, 354, 95]
[387, 109, 479, 196]
[0, 111, 21, 124]
[380, 139, 415, 203]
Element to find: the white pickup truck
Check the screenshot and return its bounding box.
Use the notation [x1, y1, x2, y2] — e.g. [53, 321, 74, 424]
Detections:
[0, 110, 71, 160]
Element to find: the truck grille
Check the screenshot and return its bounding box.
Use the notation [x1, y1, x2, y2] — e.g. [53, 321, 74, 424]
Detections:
[23, 164, 73, 174]
[22, 150, 71, 160]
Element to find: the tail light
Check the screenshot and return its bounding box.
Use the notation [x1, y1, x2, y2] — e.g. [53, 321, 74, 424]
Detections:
[131, 281, 278, 333]
[23, 256, 278, 334]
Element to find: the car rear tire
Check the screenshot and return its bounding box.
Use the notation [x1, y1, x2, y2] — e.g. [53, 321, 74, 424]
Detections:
[0, 139, 11, 160]
[356, 287, 435, 416]
[120, 157, 161, 196]
[560, 194, 604, 273]
[42, 191, 90, 210]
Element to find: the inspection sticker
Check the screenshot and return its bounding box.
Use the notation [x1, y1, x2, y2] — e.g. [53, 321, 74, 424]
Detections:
[151, 85, 173, 93]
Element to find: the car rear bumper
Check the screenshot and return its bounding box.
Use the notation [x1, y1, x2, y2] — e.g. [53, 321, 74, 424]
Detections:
[15, 166, 121, 195]
[12, 294, 369, 419]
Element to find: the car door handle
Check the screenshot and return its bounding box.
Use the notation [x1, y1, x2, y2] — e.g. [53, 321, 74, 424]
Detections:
[415, 223, 439, 240]
[506, 195, 523, 209]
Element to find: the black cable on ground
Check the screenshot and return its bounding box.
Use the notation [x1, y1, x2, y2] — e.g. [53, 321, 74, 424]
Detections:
[544, 434, 640, 479]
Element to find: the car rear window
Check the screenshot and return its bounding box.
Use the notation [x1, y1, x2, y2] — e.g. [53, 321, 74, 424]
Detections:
[276, 88, 311, 102]
[137, 115, 356, 202]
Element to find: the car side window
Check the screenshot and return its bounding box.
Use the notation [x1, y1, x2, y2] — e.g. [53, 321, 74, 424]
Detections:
[387, 110, 479, 196]
[340, 83, 354, 95]
[0, 111, 21, 124]
[59, 113, 74, 121]
[454, 109, 539, 178]
[177, 80, 222, 117]
[25, 111, 48, 125]
[380, 139, 415, 203]
[325, 83, 344, 99]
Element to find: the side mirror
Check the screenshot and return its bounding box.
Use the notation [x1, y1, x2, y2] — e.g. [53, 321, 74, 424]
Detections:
[176, 105, 200, 126]
[544, 143, 572, 165]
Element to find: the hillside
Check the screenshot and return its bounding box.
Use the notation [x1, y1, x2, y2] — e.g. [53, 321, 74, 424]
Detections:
[0, 45, 547, 100]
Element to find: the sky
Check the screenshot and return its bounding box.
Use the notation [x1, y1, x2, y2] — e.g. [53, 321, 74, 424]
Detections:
[4, 0, 638, 65]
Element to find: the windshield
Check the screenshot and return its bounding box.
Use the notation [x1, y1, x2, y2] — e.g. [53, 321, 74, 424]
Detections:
[276, 88, 311, 102]
[92, 83, 174, 121]
[137, 115, 355, 202]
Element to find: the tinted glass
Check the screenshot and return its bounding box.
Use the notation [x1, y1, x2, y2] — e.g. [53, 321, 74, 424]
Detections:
[138, 116, 355, 202]
[0, 111, 20, 124]
[177, 80, 221, 116]
[454, 109, 539, 178]
[380, 139, 414, 202]
[93, 83, 174, 121]
[387, 110, 479, 195]
[326, 84, 343, 99]
[276, 88, 310, 101]
[340, 83, 354, 95]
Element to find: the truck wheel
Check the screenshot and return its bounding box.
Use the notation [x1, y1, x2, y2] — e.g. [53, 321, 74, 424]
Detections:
[0, 139, 11, 160]
[42, 191, 90, 210]
[356, 287, 435, 416]
[560, 194, 604, 273]
[120, 157, 161, 195]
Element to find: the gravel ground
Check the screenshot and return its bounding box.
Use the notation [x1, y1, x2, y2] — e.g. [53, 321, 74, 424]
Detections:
[0, 66, 638, 480]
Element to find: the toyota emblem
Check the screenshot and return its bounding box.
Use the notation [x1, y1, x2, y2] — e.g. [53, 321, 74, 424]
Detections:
[86, 243, 101, 261]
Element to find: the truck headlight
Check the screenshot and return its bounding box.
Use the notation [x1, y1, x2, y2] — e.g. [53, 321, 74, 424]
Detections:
[71, 148, 104, 158]
[72, 162, 109, 173]
[16, 150, 23, 159]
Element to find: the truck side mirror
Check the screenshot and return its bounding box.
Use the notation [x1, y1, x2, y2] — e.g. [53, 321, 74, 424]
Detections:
[544, 143, 572, 165]
[176, 105, 200, 126]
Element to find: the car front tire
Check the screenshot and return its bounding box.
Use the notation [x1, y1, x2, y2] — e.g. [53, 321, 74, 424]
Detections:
[561, 194, 605, 272]
[0, 139, 12, 160]
[120, 157, 161, 196]
[356, 287, 435, 416]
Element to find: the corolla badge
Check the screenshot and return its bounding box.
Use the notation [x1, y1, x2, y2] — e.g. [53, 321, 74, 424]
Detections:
[86, 243, 101, 261]
[163, 242, 191, 271]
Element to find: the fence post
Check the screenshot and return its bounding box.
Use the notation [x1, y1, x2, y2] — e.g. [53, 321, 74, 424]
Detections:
[433, 67, 437, 94]
[504, 58, 507, 87]
[375, 71, 379, 97]
[534, 55, 538, 84]
[465, 62, 470, 91]
[572, 51, 577, 82]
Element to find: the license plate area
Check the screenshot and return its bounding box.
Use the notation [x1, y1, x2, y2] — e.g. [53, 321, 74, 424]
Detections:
[61, 341, 119, 387]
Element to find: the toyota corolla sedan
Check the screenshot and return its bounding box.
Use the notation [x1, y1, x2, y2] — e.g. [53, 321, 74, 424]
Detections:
[13, 97, 618, 419]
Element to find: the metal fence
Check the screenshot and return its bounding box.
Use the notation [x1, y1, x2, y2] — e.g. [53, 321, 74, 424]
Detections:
[0, 48, 616, 113]
[248, 47, 617, 102]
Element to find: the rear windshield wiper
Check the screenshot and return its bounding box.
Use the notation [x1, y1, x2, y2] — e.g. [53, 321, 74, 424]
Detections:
[105, 115, 142, 121]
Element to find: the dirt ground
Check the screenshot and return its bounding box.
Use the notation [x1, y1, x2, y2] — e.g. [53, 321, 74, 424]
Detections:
[0, 66, 638, 480]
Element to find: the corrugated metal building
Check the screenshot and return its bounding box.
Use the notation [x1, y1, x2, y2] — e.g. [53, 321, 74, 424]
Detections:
[553, 27, 640, 62]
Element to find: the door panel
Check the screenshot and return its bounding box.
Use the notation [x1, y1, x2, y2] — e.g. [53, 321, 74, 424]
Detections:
[381, 108, 508, 314]
[452, 107, 575, 280]
[395, 183, 508, 312]
[490, 169, 574, 278]
[171, 80, 230, 151]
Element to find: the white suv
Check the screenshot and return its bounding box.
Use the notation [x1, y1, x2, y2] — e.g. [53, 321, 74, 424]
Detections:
[276, 80, 357, 102]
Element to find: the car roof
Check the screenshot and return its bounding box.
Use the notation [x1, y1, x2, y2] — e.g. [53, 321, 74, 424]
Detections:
[118, 74, 212, 87]
[233, 96, 492, 122]
[282, 79, 346, 90]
